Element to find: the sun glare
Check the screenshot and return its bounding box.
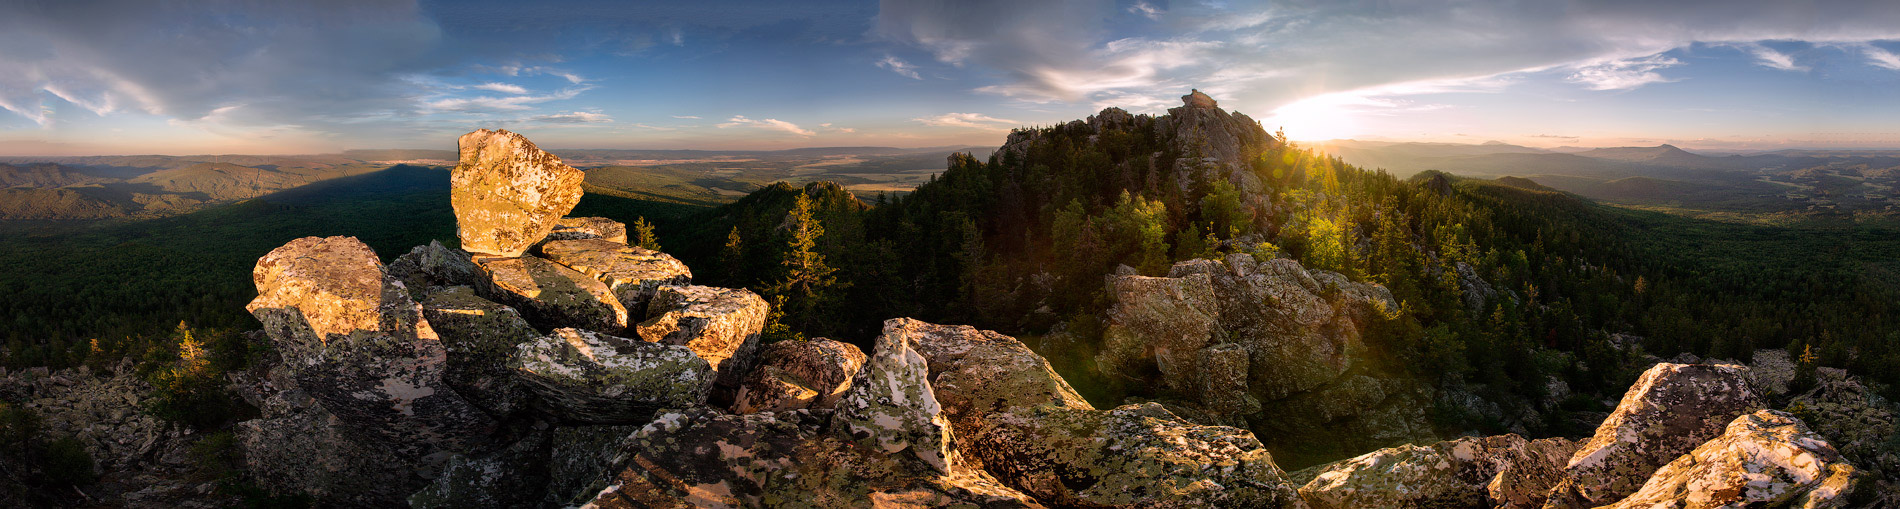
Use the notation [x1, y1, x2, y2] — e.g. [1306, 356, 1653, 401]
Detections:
[1262, 94, 1366, 141]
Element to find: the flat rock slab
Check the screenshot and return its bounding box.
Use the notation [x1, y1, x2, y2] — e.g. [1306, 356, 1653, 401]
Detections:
[509, 328, 712, 424]
[542, 216, 628, 245]
[452, 129, 585, 257]
[539, 238, 692, 318]
[420, 285, 540, 417]
[476, 255, 629, 333]
[635, 285, 767, 389]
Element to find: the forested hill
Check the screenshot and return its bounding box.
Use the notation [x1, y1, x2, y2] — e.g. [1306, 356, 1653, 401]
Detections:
[665, 90, 1900, 431]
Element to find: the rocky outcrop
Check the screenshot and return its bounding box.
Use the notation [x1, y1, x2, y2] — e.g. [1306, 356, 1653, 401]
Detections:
[228, 350, 430, 506]
[731, 338, 866, 414]
[896, 318, 1093, 434]
[1548, 362, 1764, 506]
[244, 236, 499, 456]
[831, 324, 957, 473]
[538, 238, 691, 318]
[508, 328, 713, 424]
[419, 285, 539, 418]
[1600, 410, 1860, 508]
[634, 285, 767, 395]
[387, 240, 483, 299]
[451, 129, 586, 256]
[544, 216, 628, 245]
[409, 424, 553, 509]
[1294, 434, 1579, 509]
[544, 424, 639, 507]
[475, 254, 629, 333]
[1100, 254, 1428, 457]
[1786, 366, 1900, 480]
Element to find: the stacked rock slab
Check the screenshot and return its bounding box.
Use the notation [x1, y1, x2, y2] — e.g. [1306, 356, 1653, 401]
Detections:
[544, 216, 628, 245]
[895, 318, 1307, 508]
[1545, 363, 1764, 507]
[731, 338, 867, 414]
[538, 237, 691, 318]
[451, 128, 585, 257]
[509, 328, 714, 424]
[1601, 410, 1859, 508]
[1294, 434, 1580, 508]
[387, 240, 483, 299]
[474, 255, 629, 333]
[635, 285, 768, 397]
[419, 285, 540, 418]
[244, 236, 499, 456]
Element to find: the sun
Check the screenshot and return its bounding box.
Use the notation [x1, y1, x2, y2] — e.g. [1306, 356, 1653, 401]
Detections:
[1261, 94, 1368, 141]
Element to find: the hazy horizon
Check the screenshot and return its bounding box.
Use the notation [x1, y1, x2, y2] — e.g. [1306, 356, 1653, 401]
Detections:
[5, 0, 1900, 156]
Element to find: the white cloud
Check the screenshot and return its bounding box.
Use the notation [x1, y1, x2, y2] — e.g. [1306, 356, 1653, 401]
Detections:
[671, 115, 701, 119]
[474, 82, 529, 94]
[914, 112, 1019, 128]
[1857, 43, 1900, 70]
[717, 115, 814, 136]
[1733, 43, 1807, 71]
[425, 86, 592, 112]
[1567, 54, 1683, 91]
[1127, 1, 1163, 20]
[528, 111, 612, 124]
[878, 55, 923, 80]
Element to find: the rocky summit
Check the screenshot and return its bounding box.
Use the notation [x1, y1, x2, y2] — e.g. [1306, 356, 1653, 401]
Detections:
[207, 130, 1886, 508]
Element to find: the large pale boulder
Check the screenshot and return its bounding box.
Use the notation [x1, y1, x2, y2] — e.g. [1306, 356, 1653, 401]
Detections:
[831, 323, 957, 473]
[731, 338, 866, 414]
[1549, 363, 1765, 506]
[970, 403, 1308, 508]
[509, 328, 714, 424]
[1294, 434, 1579, 509]
[634, 285, 768, 392]
[1601, 410, 1860, 508]
[539, 238, 692, 317]
[475, 255, 629, 333]
[896, 318, 1093, 434]
[585, 409, 1042, 508]
[451, 129, 586, 256]
[419, 285, 539, 417]
[245, 236, 498, 454]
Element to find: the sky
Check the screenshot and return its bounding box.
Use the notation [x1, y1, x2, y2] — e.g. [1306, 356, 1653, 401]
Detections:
[3, 0, 1900, 155]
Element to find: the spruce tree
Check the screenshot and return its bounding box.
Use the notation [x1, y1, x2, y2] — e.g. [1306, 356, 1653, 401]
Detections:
[766, 193, 839, 332]
[632, 216, 661, 251]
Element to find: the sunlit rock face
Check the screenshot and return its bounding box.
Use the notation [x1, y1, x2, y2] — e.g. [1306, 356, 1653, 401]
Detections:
[508, 327, 713, 424]
[451, 129, 585, 257]
[538, 238, 691, 318]
[543, 216, 629, 245]
[1599, 410, 1859, 508]
[633, 284, 767, 398]
[831, 321, 958, 473]
[1548, 362, 1765, 506]
[731, 337, 866, 414]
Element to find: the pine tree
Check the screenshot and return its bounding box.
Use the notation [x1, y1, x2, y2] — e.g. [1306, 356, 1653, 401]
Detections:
[633, 216, 661, 251]
[718, 226, 745, 287]
[766, 193, 839, 332]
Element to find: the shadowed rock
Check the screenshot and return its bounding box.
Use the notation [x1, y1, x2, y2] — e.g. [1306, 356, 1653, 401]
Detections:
[475, 255, 629, 333]
[1547, 362, 1764, 506]
[420, 285, 540, 418]
[539, 238, 692, 318]
[509, 328, 713, 424]
[1601, 410, 1860, 508]
[451, 129, 585, 256]
[387, 240, 482, 300]
[731, 338, 866, 414]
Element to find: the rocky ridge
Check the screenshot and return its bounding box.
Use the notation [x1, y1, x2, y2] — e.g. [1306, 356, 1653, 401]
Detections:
[215, 126, 1885, 508]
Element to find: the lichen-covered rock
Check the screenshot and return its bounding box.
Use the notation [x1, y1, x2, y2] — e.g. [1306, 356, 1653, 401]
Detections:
[1785, 367, 1900, 480]
[244, 236, 499, 455]
[968, 403, 1307, 508]
[731, 338, 866, 414]
[544, 424, 640, 507]
[409, 424, 553, 509]
[635, 285, 768, 392]
[539, 238, 692, 318]
[585, 408, 1042, 509]
[387, 240, 482, 299]
[1601, 410, 1860, 508]
[831, 323, 956, 473]
[544, 216, 628, 245]
[475, 254, 629, 333]
[1552, 362, 1765, 505]
[895, 318, 1093, 435]
[1097, 272, 1220, 394]
[237, 405, 422, 507]
[419, 285, 539, 418]
[509, 328, 713, 424]
[1294, 434, 1579, 509]
[451, 129, 585, 256]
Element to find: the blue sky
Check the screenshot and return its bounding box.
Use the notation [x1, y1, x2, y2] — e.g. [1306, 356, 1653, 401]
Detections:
[3, 0, 1900, 155]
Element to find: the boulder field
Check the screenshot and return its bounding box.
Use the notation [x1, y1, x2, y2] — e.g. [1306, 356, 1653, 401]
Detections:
[222, 129, 1881, 507]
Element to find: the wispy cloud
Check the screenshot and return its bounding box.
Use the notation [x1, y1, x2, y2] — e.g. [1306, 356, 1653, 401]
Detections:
[474, 82, 529, 94]
[1567, 55, 1683, 91]
[425, 86, 592, 112]
[671, 115, 700, 119]
[877, 55, 922, 80]
[914, 112, 1019, 128]
[1857, 43, 1900, 70]
[527, 111, 612, 124]
[717, 115, 814, 136]
[1127, 1, 1162, 21]
[1733, 43, 1807, 71]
